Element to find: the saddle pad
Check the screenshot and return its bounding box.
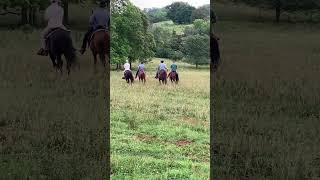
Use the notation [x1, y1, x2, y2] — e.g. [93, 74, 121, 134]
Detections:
[46, 28, 71, 39]
[89, 29, 108, 42]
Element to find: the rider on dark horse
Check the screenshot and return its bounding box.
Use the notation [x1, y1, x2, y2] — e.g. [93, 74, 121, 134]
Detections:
[135, 61, 145, 79]
[80, 0, 110, 55]
[169, 60, 179, 81]
[155, 60, 168, 79]
[122, 60, 131, 79]
[37, 0, 67, 56]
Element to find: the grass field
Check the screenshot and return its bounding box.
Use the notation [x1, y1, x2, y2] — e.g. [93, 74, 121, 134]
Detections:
[213, 2, 320, 179]
[0, 29, 108, 179]
[110, 59, 210, 179]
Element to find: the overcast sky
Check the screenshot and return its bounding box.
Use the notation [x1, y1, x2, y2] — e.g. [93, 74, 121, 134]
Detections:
[130, 0, 210, 9]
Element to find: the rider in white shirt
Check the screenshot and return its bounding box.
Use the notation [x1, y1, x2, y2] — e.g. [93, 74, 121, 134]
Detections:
[122, 60, 131, 79]
[37, 0, 67, 56]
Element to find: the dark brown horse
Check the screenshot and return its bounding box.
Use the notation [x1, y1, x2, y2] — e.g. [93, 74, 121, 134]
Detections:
[138, 71, 146, 84]
[158, 70, 167, 85]
[168, 71, 178, 84]
[124, 70, 134, 85]
[89, 29, 110, 69]
[47, 28, 77, 75]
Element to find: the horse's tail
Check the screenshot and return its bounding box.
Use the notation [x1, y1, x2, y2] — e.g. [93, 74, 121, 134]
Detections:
[65, 39, 77, 66]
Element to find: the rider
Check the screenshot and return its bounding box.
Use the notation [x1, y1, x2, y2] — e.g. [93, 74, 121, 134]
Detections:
[169, 60, 179, 81]
[135, 61, 145, 79]
[122, 60, 131, 79]
[80, 0, 110, 54]
[155, 60, 168, 79]
[37, 0, 66, 56]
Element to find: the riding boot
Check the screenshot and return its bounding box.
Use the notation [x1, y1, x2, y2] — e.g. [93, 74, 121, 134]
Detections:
[37, 48, 48, 56]
[135, 70, 139, 79]
[80, 28, 93, 54]
[176, 73, 179, 81]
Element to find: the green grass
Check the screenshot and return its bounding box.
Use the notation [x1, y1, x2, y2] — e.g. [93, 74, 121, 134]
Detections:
[110, 60, 210, 178]
[0, 29, 107, 179]
[213, 2, 320, 179]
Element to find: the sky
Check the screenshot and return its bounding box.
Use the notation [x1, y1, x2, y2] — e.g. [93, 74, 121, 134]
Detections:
[130, 0, 210, 9]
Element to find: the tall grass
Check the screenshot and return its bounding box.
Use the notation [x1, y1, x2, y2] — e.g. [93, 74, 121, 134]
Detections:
[0, 30, 107, 179]
[213, 2, 320, 179]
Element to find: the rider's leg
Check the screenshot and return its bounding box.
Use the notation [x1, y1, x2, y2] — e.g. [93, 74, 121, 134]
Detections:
[38, 27, 50, 55]
[80, 27, 93, 54]
[135, 70, 139, 78]
[176, 71, 179, 81]
[155, 70, 159, 78]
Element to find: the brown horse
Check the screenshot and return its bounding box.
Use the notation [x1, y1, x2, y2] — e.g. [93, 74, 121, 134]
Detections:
[124, 70, 134, 85]
[168, 71, 178, 84]
[158, 70, 167, 85]
[89, 29, 110, 69]
[138, 71, 146, 84]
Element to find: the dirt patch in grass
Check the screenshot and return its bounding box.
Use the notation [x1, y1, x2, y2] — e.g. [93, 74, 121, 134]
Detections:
[181, 117, 209, 127]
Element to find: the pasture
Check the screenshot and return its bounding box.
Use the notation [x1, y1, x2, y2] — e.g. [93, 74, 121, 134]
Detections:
[0, 30, 107, 179]
[213, 2, 320, 179]
[110, 59, 210, 178]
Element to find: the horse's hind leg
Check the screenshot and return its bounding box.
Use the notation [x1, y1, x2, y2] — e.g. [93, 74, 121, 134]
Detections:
[99, 53, 106, 67]
[56, 55, 63, 75]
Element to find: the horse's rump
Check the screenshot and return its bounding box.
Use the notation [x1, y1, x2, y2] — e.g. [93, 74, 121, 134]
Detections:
[90, 30, 109, 53]
[138, 70, 145, 77]
[159, 69, 167, 80]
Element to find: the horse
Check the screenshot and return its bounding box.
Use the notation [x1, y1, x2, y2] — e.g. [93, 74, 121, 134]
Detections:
[138, 70, 146, 84]
[89, 28, 110, 69]
[168, 71, 178, 84]
[47, 28, 77, 75]
[158, 69, 167, 85]
[124, 70, 134, 85]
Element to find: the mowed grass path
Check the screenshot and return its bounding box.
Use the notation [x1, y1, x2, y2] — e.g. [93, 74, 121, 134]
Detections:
[111, 60, 210, 179]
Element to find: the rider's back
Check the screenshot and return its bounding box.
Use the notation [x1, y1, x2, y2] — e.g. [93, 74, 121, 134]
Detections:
[45, 3, 64, 28]
[91, 8, 110, 30]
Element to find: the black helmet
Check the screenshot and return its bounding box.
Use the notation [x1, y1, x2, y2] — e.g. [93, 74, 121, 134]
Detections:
[99, 0, 107, 7]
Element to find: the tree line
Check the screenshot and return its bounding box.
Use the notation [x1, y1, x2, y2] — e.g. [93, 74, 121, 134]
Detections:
[230, 0, 320, 22]
[144, 2, 210, 24]
[111, 1, 210, 69]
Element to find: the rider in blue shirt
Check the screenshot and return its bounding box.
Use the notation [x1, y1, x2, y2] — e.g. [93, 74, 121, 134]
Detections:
[135, 61, 145, 78]
[155, 60, 168, 79]
[80, 0, 110, 54]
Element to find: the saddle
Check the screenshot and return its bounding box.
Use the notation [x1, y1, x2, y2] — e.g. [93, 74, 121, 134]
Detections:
[89, 27, 108, 44]
[138, 70, 145, 76]
[45, 28, 71, 39]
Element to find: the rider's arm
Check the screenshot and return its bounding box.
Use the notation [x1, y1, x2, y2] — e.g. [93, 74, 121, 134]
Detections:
[44, 7, 50, 21]
[89, 14, 94, 26]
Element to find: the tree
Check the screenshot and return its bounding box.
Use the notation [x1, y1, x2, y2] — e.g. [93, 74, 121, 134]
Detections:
[111, 2, 155, 68]
[233, 0, 320, 22]
[165, 2, 196, 24]
[191, 4, 210, 22]
[182, 34, 210, 68]
[144, 8, 168, 23]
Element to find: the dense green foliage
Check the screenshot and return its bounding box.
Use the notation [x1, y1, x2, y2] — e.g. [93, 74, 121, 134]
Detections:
[111, 2, 155, 66]
[165, 2, 196, 24]
[144, 8, 169, 23]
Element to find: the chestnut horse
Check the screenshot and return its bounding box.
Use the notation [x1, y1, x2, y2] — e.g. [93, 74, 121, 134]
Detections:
[138, 70, 146, 84]
[89, 29, 110, 69]
[158, 70, 167, 85]
[168, 71, 178, 84]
